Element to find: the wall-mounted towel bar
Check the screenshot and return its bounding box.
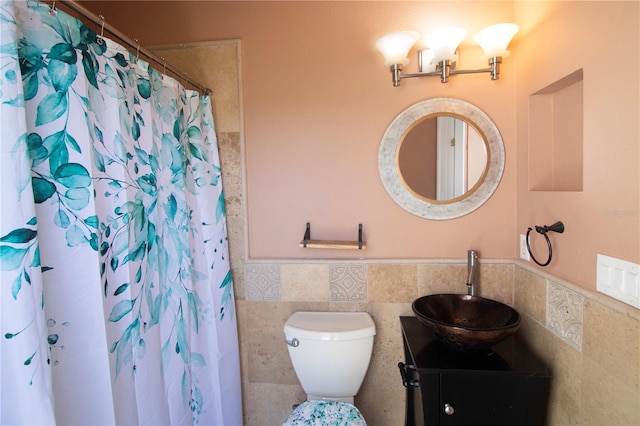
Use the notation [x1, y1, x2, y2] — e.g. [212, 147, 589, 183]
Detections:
[299, 222, 366, 250]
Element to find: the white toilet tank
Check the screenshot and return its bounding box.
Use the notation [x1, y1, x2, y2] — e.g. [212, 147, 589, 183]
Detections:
[284, 311, 376, 402]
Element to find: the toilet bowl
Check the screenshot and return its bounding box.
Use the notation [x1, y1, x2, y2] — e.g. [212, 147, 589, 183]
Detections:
[282, 311, 376, 425]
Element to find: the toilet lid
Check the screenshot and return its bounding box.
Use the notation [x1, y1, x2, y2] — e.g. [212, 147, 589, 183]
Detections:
[283, 401, 367, 426]
[284, 312, 376, 341]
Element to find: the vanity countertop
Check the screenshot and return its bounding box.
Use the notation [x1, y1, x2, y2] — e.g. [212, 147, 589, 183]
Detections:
[400, 316, 550, 376]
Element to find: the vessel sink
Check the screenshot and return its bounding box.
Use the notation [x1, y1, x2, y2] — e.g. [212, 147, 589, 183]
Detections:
[412, 294, 521, 350]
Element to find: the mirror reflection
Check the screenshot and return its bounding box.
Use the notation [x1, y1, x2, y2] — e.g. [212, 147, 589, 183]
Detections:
[398, 116, 487, 200]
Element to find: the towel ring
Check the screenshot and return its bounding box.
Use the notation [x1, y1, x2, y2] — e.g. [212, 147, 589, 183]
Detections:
[526, 221, 565, 267]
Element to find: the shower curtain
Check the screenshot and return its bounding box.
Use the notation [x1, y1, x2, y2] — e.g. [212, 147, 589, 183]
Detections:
[1, 1, 242, 424]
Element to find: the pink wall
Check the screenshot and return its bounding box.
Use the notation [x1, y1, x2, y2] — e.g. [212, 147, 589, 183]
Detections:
[83, 1, 639, 290]
[84, 0, 517, 259]
[514, 1, 639, 289]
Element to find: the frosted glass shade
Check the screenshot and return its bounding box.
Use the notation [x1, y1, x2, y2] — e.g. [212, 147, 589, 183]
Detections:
[473, 23, 519, 60]
[423, 27, 466, 63]
[418, 49, 438, 73]
[375, 31, 420, 66]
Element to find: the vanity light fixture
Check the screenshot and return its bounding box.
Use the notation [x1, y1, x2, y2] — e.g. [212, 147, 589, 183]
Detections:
[376, 23, 519, 86]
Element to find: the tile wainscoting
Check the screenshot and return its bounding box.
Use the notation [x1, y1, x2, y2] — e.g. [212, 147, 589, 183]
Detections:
[236, 260, 640, 426]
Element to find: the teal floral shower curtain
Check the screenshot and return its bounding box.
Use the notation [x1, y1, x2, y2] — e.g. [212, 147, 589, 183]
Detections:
[1, 1, 242, 424]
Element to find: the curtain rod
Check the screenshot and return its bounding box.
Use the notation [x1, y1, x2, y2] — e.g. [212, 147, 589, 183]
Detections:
[50, 0, 212, 95]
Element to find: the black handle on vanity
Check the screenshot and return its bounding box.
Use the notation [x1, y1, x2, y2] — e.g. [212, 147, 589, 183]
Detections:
[398, 362, 420, 387]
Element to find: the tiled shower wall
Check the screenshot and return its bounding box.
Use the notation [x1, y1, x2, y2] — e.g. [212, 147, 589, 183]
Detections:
[158, 41, 639, 426]
[239, 261, 640, 426]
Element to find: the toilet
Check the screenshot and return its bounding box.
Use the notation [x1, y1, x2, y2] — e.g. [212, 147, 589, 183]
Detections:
[282, 311, 376, 425]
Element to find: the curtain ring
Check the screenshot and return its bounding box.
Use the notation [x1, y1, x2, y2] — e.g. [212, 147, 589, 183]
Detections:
[49, 0, 57, 15]
[97, 15, 105, 45]
[134, 38, 140, 63]
[161, 57, 167, 80]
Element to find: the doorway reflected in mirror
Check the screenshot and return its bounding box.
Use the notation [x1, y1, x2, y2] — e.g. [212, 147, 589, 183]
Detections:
[398, 116, 487, 200]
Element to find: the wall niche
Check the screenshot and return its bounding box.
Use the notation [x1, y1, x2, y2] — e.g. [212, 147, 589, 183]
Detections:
[528, 69, 584, 191]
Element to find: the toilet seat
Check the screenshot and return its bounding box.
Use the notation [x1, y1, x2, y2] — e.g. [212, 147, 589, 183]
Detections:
[283, 400, 367, 426]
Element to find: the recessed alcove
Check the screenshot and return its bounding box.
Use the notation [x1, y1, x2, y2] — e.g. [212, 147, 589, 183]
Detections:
[529, 69, 584, 191]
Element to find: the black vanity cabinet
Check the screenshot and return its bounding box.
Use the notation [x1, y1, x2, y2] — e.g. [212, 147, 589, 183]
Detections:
[399, 316, 551, 426]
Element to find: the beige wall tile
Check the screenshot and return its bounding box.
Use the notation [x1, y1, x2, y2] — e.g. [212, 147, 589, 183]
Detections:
[244, 301, 328, 385]
[329, 302, 369, 312]
[417, 263, 466, 296]
[544, 330, 583, 425]
[244, 382, 305, 426]
[514, 266, 547, 325]
[236, 300, 249, 403]
[152, 42, 241, 134]
[367, 264, 418, 303]
[582, 299, 640, 392]
[280, 264, 329, 302]
[357, 303, 412, 426]
[519, 316, 583, 426]
[218, 132, 243, 219]
[579, 357, 640, 426]
[244, 301, 298, 385]
[227, 216, 245, 300]
[478, 263, 514, 303]
[416, 263, 513, 303]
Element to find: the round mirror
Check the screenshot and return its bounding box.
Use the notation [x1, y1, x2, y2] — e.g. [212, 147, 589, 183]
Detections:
[379, 98, 505, 220]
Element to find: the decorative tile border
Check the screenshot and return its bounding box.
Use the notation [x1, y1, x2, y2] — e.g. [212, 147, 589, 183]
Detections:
[245, 264, 280, 301]
[547, 280, 584, 351]
[330, 264, 367, 302]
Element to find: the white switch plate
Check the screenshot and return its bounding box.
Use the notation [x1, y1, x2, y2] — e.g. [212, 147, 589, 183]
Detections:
[597, 254, 640, 308]
[519, 234, 530, 261]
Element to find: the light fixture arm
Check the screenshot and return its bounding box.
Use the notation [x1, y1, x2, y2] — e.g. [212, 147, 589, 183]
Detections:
[391, 56, 503, 86]
[397, 68, 445, 83]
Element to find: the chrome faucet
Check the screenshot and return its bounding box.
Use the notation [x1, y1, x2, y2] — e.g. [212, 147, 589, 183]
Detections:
[466, 250, 478, 296]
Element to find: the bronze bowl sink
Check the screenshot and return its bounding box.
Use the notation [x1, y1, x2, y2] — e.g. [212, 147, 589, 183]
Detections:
[412, 294, 521, 350]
